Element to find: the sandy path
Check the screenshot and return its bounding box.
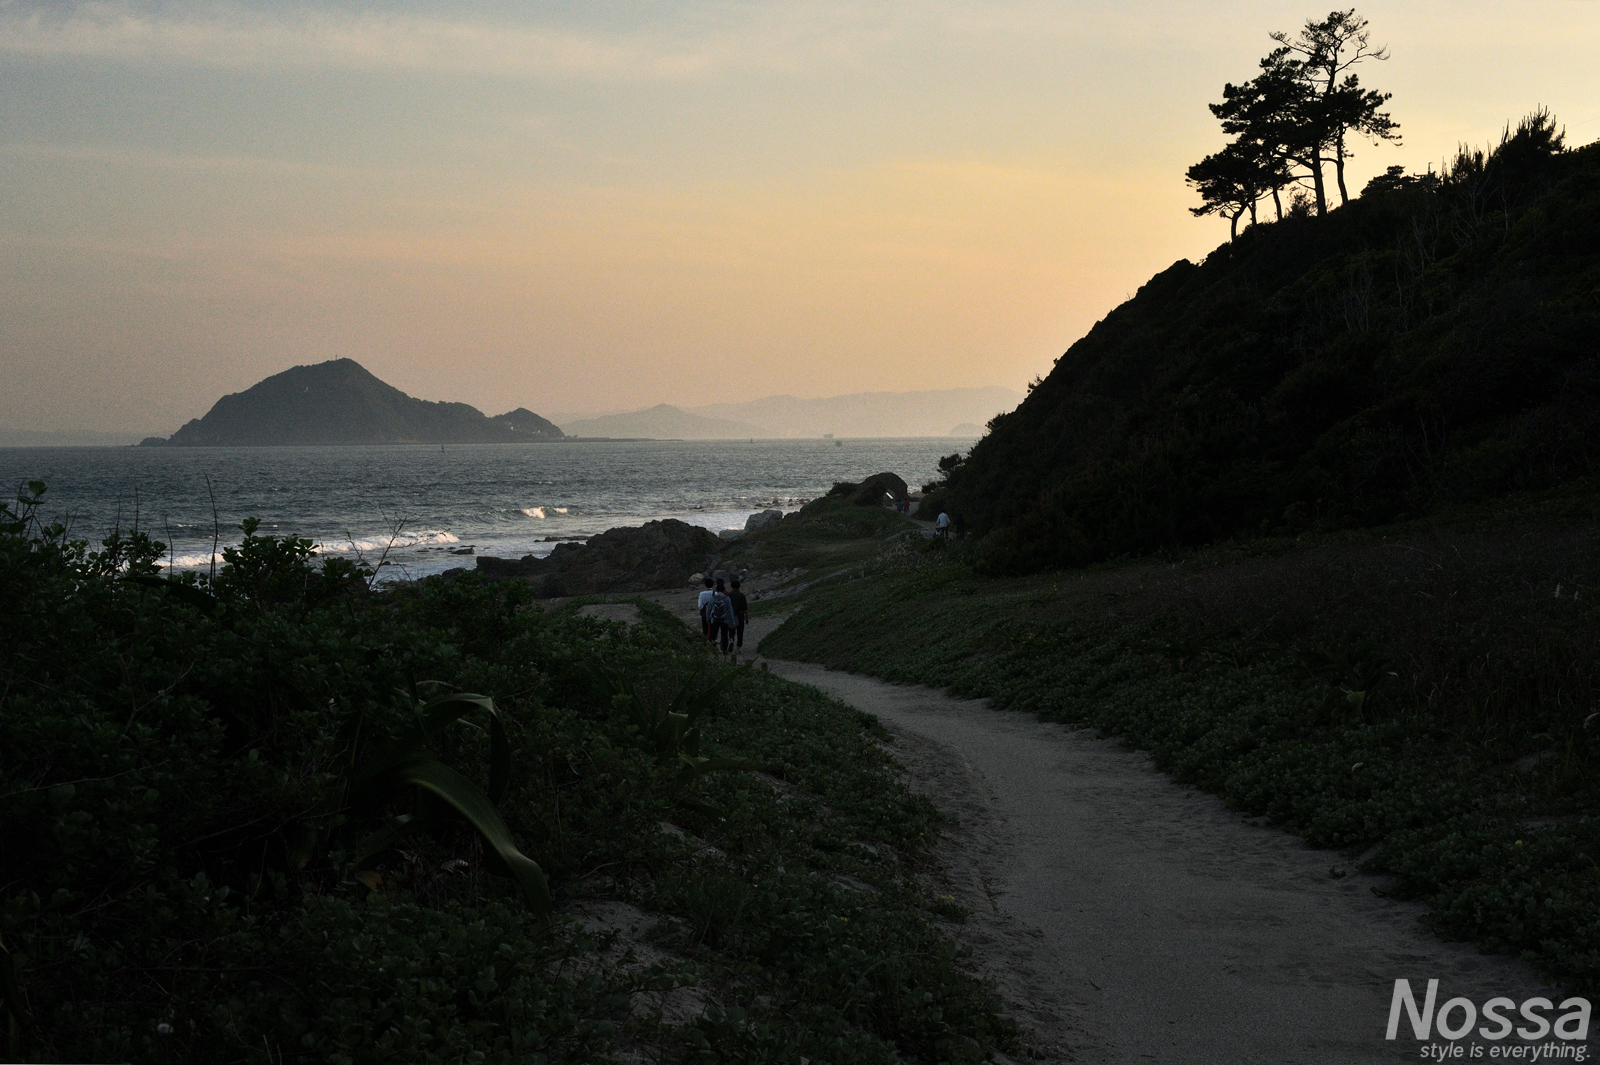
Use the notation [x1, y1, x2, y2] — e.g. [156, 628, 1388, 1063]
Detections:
[618, 595, 1558, 1061]
[759, 654, 1558, 1063]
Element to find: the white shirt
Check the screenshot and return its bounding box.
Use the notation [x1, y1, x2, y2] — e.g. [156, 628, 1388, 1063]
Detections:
[936, 512, 951, 528]
[698, 588, 714, 611]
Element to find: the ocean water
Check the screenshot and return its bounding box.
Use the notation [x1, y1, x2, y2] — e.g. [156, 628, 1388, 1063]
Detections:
[1, 439, 960, 580]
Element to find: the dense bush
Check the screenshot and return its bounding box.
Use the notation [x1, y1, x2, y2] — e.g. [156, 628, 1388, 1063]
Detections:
[0, 483, 1010, 1064]
[941, 115, 1600, 573]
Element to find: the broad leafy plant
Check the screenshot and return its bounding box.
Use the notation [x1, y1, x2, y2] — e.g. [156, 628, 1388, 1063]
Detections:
[295, 688, 552, 913]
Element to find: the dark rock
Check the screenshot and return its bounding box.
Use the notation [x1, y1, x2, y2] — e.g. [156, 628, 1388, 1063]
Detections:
[793, 472, 909, 519]
[475, 518, 721, 597]
[475, 555, 540, 579]
[848, 472, 909, 506]
[744, 508, 784, 531]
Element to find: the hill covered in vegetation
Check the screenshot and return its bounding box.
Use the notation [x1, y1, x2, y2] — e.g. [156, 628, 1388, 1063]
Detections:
[937, 114, 1599, 573]
[141, 359, 564, 446]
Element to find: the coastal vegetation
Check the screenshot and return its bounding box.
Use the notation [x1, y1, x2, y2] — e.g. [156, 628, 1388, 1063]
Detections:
[933, 111, 1598, 575]
[0, 482, 1010, 1064]
[1188, 9, 1399, 232]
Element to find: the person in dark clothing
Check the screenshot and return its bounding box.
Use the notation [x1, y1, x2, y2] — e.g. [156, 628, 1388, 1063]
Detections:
[708, 578, 736, 655]
[728, 579, 749, 658]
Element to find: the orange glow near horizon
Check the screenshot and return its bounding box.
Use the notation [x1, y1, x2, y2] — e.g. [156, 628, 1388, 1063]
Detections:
[2, 1, 1596, 433]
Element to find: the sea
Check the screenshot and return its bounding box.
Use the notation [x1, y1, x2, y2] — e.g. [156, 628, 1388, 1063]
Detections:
[0, 439, 960, 581]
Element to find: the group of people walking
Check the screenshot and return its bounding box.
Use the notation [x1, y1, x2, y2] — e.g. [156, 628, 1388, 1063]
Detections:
[698, 576, 748, 658]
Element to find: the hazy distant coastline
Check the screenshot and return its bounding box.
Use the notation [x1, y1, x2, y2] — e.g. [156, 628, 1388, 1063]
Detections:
[554, 387, 1021, 440]
[0, 429, 154, 448]
[36, 360, 1018, 448]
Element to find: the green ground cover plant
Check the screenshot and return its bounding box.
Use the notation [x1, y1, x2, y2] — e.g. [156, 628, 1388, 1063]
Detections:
[0, 482, 1011, 1064]
[759, 498, 1600, 993]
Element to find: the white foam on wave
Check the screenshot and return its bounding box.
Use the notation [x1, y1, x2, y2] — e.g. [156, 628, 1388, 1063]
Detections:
[314, 529, 460, 554]
[168, 552, 223, 569]
[554, 507, 568, 514]
[521, 507, 546, 519]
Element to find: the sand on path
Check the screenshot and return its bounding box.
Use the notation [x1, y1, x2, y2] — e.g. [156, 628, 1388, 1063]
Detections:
[637, 593, 1566, 1062]
[760, 662, 1566, 1062]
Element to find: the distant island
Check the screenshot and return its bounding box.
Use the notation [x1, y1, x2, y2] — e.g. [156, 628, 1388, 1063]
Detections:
[138, 359, 564, 447]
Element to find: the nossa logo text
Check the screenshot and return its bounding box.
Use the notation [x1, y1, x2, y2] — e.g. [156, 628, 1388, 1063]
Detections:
[1387, 980, 1591, 1044]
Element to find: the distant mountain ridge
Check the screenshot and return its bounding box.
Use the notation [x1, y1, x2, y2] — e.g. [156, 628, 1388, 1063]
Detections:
[560, 404, 761, 440]
[140, 360, 564, 446]
[554, 387, 1023, 439]
[691, 387, 1022, 438]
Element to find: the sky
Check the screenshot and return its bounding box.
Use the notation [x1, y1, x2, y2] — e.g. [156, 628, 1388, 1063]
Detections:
[2, 1, 1597, 434]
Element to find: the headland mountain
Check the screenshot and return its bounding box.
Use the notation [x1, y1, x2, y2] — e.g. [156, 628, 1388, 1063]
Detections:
[931, 113, 1600, 573]
[552, 386, 1023, 439]
[138, 359, 564, 447]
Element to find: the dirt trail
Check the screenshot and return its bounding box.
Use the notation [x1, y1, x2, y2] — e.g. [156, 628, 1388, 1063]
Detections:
[639, 594, 1559, 1061]
[765, 660, 1563, 1062]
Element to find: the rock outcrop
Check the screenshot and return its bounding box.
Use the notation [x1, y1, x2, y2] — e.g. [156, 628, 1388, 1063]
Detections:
[744, 509, 784, 531]
[475, 519, 722, 597]
[793, 472, 909, 519]
[847, 472, 910, 506]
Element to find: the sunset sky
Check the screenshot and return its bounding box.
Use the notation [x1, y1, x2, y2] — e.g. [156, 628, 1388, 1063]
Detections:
[2, 0, 1597, 434]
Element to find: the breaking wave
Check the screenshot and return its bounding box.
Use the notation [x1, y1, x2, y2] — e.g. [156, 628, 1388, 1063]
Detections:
[315, 529, 460, 554]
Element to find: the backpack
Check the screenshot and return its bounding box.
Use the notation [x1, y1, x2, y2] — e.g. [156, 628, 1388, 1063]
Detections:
[709, 592, 734, 626]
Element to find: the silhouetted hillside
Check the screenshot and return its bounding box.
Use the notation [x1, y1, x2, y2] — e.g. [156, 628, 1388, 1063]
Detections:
[939, 116, 1600, 572]
[141, 360, 564, 446]
[490, 407, 563, 438]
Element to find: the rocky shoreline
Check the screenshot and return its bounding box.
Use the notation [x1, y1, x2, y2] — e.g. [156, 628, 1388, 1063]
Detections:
[466, 471, 910, 598]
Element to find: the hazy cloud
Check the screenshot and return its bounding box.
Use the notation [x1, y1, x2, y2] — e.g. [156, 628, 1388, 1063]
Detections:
[0, 2, 738, 79]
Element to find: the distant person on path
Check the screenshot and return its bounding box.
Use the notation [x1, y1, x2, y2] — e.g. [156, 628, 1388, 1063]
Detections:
[729, 579, 749, 659]
[936, 510, 951, 538]
[697, 576, 715, 639]
[709, 578, 736, 655]
[954, 513, 966, 540]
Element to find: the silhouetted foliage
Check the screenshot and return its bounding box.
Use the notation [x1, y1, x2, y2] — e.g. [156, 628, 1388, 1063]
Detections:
[1196, 9, 1399, 231]
[945, 115, 1597, 573]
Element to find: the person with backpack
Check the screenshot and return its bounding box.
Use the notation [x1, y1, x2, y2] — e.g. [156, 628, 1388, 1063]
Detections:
[728, 578, 749, 659]
[708, 578, 736, 655]
[697, 576, 715, 640]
